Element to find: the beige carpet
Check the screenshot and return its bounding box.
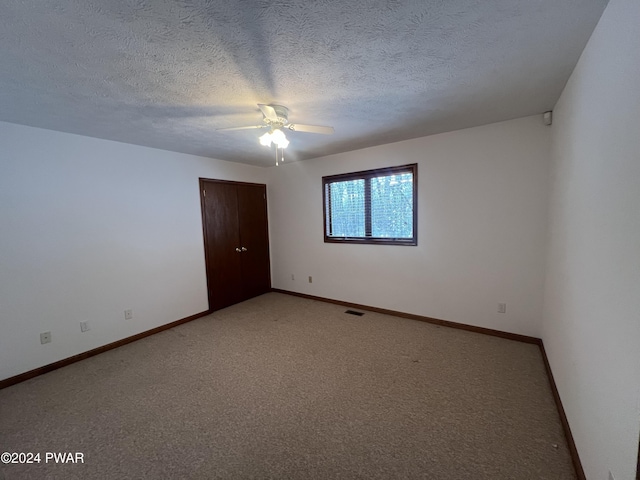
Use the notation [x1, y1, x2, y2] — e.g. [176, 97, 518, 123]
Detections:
[0, 292, 575, 479]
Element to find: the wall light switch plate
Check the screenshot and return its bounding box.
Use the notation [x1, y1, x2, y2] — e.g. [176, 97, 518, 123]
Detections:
[40, 332, 51, 344]
[498, 303, 507, 314]
[80, 321, 90, 332]
[124, 309, 133, 320]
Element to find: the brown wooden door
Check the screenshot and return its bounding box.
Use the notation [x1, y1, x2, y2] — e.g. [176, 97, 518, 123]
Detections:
[201, 181, 243, 311]
[200, 179, 270, 311]
[237, 184, 271, 300]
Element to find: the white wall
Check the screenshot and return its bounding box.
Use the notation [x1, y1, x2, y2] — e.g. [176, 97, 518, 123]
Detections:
[268, 115, 550, 337]
[0, 121, 267, 381]
[542, 0, 640, 478]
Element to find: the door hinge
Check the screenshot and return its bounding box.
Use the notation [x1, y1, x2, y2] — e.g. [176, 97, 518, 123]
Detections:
[203, 189, 206, 197]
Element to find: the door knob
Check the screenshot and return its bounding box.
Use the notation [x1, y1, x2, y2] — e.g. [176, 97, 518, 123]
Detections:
[235, 247, 241, 252]
[241, 247, 248, 252]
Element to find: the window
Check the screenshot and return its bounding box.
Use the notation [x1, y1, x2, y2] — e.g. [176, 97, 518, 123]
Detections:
[323, 164, 417, 245]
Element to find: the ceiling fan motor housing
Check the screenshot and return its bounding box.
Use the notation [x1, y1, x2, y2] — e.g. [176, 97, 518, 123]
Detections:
[266, 105, 289, 128]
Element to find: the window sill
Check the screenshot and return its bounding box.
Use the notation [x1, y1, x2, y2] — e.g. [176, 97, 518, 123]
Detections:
[324, 237, 417, 246]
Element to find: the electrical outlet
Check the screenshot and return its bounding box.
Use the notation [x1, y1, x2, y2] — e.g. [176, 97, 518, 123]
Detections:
[308, 276, 312, 283]
[40, 331, 51, 344]
[124, 309, 133, 320]
[80, 321, 90, 332]
[498, 303, 507, 314]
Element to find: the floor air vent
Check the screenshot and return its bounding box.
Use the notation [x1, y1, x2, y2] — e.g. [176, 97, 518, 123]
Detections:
[345, 310, 365, 316]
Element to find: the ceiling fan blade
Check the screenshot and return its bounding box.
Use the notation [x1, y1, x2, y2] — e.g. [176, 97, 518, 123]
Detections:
[287, 124, 335, 134]
[217, 125, 267, 131]
[258, 104, 279, 122]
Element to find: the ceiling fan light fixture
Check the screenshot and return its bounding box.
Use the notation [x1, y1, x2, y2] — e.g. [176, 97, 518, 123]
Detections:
[258, 131, 272, 147]
[260, 128, 289, 149]
[270, 128, 289, 149]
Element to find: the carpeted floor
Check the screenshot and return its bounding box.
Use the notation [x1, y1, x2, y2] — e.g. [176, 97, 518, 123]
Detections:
[0, 292, 575, 479]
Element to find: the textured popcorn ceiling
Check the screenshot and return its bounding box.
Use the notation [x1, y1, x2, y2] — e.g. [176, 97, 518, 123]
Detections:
[0, 0, 608, 166]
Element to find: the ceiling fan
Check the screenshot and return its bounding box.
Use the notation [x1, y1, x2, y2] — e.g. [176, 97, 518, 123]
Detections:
[217, 104, 334, 165]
